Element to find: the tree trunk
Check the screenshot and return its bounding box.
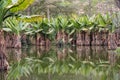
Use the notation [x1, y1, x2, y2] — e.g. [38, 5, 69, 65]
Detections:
[29, 35, 36, 45]
[45, 38, 50, 47]
[108, 33, 117, 50]
[62, 31, 68, 45]
[47, 5, 50, 20]
[0, 30, 5, 49]
[40, 35, 45, 46]
[84, 32, 90, 46]
[101, 31, 108, 46]
[0, 50, 9, 71]
[0, 46, 9, 71]
[56, 31, 63, 47]
[36, 33, 40, 46]
[0, 30, 9, 70]
[115, 0, 120, 8]
[5, 32, 12, 48]
[92, 32, 96, 46]
[21, 35, 28, 45]
[13, 34, 21, 48]
[69, 34, 76, 46]
[115, 29, 120, 46]
[103, 31, 109, 46]
[14, 49, 21, 62]
[95, 32, 101, 46]
[76, 32, 83, 46]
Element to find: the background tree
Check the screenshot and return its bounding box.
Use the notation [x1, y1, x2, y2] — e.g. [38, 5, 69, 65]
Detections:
[22, 0, 119, 18]
[115, 0, 120, 8]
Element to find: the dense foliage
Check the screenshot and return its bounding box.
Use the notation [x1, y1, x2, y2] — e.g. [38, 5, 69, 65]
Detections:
[3, 14, 118, 37]
[2, 13, 120, 50]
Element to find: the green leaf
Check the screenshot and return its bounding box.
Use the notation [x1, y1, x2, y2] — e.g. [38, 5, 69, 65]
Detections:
[10, 0, 35, 12]
[69, 29, 75, 35]
[17, 15, 44, 22]
[2, 28, 12, 32]
[97, 14, 106, 27]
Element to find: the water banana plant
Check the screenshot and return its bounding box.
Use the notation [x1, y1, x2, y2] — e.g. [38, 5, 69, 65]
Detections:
[0, 13, 118, 50]
[0, 0, 35, 49]
[3, 18, 30, 48]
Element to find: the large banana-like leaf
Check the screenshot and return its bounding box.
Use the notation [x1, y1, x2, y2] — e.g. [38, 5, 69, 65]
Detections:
[17, 15, 44, 22]
[2, 28, 12, 32]
[0, 0, 12, 8]
[3, 18, 30, 35]
[10, 0, 35, 12]
[96, 14, 106, 27]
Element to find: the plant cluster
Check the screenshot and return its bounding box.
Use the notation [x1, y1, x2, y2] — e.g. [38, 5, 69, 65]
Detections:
[2, 13, 120, 50]
[3, 14, 118, 41]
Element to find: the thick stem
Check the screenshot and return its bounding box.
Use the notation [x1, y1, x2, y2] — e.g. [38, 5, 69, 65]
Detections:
[84, 32, 90, 46]
[108, 33, 117, 50]
[40, 35, 45, 46]
[76, 32, 82, 46]
[0, 49, 9, 71]
[56, 31, 63, 47]
[13, 34, 21, 48]
[0, 30, 6, 51]
[36, 33, 40, 46]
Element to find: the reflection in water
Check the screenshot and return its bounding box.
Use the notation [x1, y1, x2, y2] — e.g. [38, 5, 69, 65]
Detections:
[0, 49, 9, 71]
[1, 46, 120, 80]
[0, 48, 9, 80]
[0, 72, 7, 80]
[108, 51, 117, 66]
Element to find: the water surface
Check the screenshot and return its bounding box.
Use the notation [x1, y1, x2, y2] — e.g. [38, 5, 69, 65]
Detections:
[1, 46, 120, 80]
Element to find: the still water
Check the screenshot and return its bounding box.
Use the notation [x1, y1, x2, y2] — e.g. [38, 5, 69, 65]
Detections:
[1, 46, 120, 80]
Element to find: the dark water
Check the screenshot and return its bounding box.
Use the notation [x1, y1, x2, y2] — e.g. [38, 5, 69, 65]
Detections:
[1, 46, 120, 80]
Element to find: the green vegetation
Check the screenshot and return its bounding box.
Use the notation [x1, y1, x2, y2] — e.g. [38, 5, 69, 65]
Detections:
[2, 13, 120, 50]
[0, 0, 43, 48]
[0, 0, 34, 26]
[0, 0, 119, 49]
[0, 0, 120, 80]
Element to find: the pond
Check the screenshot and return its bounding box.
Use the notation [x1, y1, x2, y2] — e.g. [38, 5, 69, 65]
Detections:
[1, 46, 120, 80]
